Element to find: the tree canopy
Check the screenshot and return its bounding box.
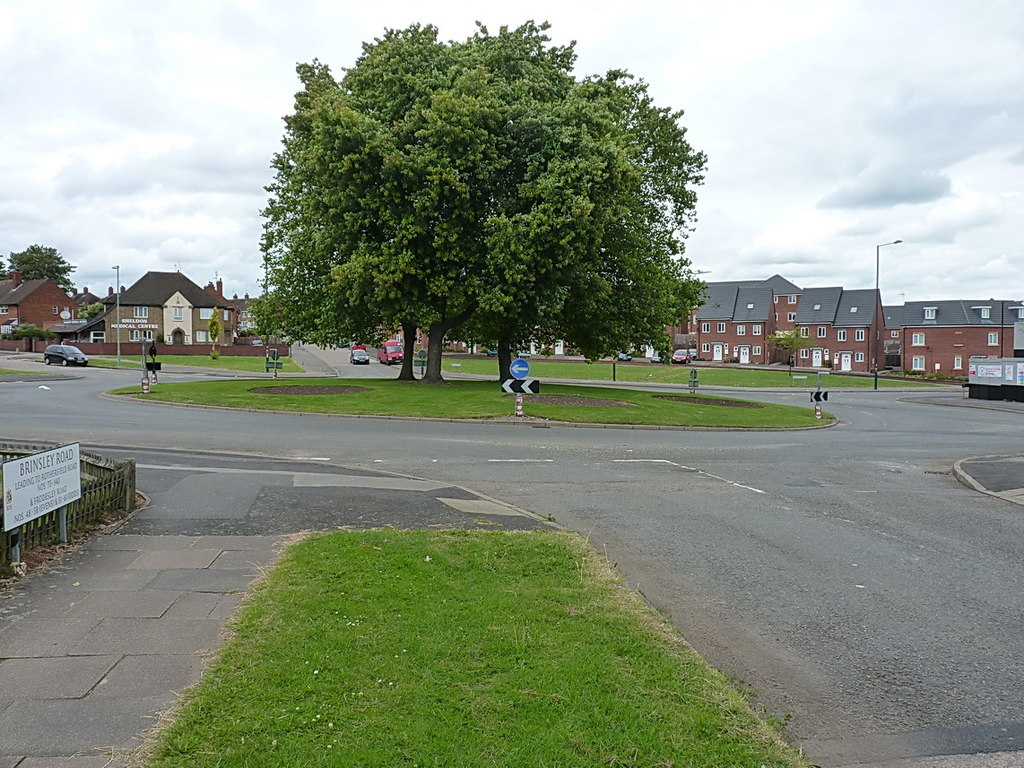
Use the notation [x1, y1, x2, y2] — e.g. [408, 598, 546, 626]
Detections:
[7, 245, 76, 293]
[256, 22, 706, 382]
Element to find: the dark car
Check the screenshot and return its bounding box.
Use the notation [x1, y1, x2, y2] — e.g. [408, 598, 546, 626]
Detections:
[43, 344, 89, 366]
[671, 349, 691, 364]
[350, 348, 370, 365]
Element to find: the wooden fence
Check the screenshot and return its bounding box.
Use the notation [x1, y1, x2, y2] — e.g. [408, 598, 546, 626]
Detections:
[0, 442, 135, 569]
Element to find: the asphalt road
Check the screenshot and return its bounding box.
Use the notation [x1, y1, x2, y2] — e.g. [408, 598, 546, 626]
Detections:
[3, 350, 1024, 767]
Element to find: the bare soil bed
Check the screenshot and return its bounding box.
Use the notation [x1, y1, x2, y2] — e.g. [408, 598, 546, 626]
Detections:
[654, 395, 763, 408]
[525, 395, 635, 407]
[252, 385, 372, 395]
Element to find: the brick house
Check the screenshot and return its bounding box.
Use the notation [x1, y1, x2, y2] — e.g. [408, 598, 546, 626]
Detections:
[895, 299, 1024, 374]
[793, 287, 877, 371]
[64, 271, 234, 347]
[693, 275, 801, 363]
[0, 270, 78, 334]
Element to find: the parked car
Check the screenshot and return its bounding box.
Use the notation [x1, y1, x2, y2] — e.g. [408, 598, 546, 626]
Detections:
[616, 351, 632, 362]
[249, 339, 265, 347]
[484, 348, 498, 356]
[671, 349, 691, 364]
[649, 353, 662, 363]
[350, 343, 367, 351]
[43, 344, 89, 366]
[350, 348, 370, 365]
[377, 340, 404, 365]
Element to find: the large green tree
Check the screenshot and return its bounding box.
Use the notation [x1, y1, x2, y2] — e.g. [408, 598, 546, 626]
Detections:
[7, 245, 76, 292]
[257, 22, 706, 383]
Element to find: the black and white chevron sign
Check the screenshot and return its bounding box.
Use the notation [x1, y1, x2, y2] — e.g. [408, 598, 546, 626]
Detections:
[501, 379, 540, 394]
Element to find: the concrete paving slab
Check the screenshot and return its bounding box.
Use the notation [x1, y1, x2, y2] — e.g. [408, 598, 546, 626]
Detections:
[62, 589, 179, 619]
[126, 548, 220, 570]
[145, 568, 258, 593]
[0, 618, 101, 657]
[70, 618, 222, 656]
[0, 588, 84, 618]
[93, 654, 205, 698]
[183, 534, 282, 550]
[208, 593, 245, 619]
[86, 534, 196, 551]
[0, 757, 21, 768]
[0, 656, 119, 698]
[0, 696, 170, 755]
[210, 548, 280, 569]
[161, 591, 224, 619]
[36, 569, 160, 593]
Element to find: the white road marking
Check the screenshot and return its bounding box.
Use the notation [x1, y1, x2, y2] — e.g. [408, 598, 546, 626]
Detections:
[134, 463, 448, 491]
[488, 459, 554, 463]
[613, 458, 766, 494]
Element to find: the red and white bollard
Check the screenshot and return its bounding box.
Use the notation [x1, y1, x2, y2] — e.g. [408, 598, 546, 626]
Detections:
[141, 377, 150, 394]
[814, 403, 822, 419]
[515, 394, 524, 417]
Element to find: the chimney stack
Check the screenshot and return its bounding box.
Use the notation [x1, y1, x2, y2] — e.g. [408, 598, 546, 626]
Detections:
[108, 286, 114, 296]
[9, 270, 22, 287]
[217, 278, 223, 296]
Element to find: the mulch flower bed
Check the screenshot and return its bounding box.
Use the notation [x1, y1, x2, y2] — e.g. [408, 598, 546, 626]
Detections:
[654, 395, 763, 408]
[523, 395, 635, 407]
[252, 385, 372, 395]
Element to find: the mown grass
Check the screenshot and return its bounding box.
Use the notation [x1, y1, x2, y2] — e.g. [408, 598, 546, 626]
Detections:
[108, 377, 830, 428]
[0, 368, 42, 375]
[144, 530, 809, 768]
[91, 354, 303, 372]
[444, 357, 937, 388]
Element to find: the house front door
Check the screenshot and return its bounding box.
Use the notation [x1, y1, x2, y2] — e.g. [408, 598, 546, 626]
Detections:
[738, 346, 750, 364]
[840, 352, 852, 371]
[172, 329, 184, 345]
[713, 343, 724, 361]
[812, 348, 823, 367]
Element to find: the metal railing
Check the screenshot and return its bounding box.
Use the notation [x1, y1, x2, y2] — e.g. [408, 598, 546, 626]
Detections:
[1, 442, 135, 569]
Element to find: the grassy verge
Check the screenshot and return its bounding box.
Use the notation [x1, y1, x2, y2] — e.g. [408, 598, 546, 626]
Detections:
[444, 357, 936, 388]
[0, 368, 42, 375]
[108, 377, 830, 428]
[90, 355, 303, 373]
[144, 530, 809, 768]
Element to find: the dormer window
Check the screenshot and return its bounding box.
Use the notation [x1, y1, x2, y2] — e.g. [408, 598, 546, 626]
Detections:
[849, 306, 858, 313]
[923, 307, 937, 320]
[1017, 307, 1024, 320]
[746, 303, 754, 310]
[973, 306, 991, 319]
[813, 303, 821, 310]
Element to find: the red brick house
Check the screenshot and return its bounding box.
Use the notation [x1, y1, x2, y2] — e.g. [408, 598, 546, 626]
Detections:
[693, 275, 802, 363]
[892, 299, 1024, 374]
[0, 270, 77, 334]
[793, 287, 877, 371]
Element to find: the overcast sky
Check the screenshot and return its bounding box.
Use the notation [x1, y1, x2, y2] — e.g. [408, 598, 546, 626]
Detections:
[2, 1, 1021, 305]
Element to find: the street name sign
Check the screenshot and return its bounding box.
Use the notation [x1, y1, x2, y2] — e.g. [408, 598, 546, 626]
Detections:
[501, 379, 540, 394]
[3, 443, 82, 532]
[509, 358, 530, 380]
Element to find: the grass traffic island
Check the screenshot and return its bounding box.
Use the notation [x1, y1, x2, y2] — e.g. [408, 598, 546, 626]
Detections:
[90, 354, 304, 373]
[108, 377, 832, 428]
[142, 530, 810, 768]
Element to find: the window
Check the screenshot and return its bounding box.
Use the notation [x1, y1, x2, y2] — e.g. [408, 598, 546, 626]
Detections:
[0, 306, 7, 314]
[753, 345, 762, 355]
[52, 306, 58, 314]
[752, 324, 762, 336]
[979, 307, 991, 319]
[837, 330, 847, 342]
[173, 306, 184, 322]
[223, 309, 230, 321]
[736, 325, 746, 336]
[788, 295, 797, 304]
[954, 356, 963, 370]
[134, 306, 148, 319]
[1018, 308, 1024, 320]
[773, 296, 779, 304]
[988, 332, 999, 345]
[746, 303, 754, 310]
[787, 312, 796, 322]
[855, 329, 865, 342]
[912, 356, 925, 371]
[799, 327, 809, 337]
[90, 331, 105, 343]
[891, 330, 899, 338]
[195, 330, 208, 342]
[199, 308, 213, 320]
[701, 343, 710, 353]
[717, 322, 726, 333]
[817, 326, 827, 338]
[855, 352, 865, 362]
[924, 307, 937, 320]
[128, 329, 152, 341]
[912, 333, 925, 346]
[849, 306, 858, 313]
[813, 303, 821, 310]
[799, 348, 809, 359]
[700, 322, 710, 333]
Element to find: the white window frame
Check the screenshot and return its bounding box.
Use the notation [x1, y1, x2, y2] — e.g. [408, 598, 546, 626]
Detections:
[924, 307, 937, 320]
[773, 296, 779, 304]
[788, 295, 797, 304]
[837, 330, 847, 342]
[891, 330, 899, 338]
[717, 322, 726, 333]
[753, 345, 762, 355]
[173, 306, 184, 322]
[133, 306, 148, 319]
[700, 322, 710, 333]
[817, 326, 827, 338]
[954, 356, 963, 370]
[701, 342, 710, 353]
[223, 309, 230, 321]
[988, 332, 999, 346]
[912, 356, 925, 371]
[195, 330, 208, 342]
[799, 348, 809, 359]
[0, 305, 7, 314]
[736, 325, 746, 336]
[199, 308, 213, 320]
[752, 324, 762, 336]
[912, 333, 925, 346]
[787, 312, 796, 322]
[800, 327, 809, 337]
[855, 352, 865, 362]
[980, 307, 991, 319]
[855, 329, 865, 342]
[52, 305, 58, 315]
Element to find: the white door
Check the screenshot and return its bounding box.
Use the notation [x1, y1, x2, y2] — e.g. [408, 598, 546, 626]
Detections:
[812, 348, 823, 367]
[840, 352, 852, 371]
[713, 344, 724, 361]
[554, 341, 564, 355]
[739, 346, 750, 364]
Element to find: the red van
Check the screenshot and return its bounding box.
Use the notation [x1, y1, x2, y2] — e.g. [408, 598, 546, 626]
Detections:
[377, 340, 404, 366]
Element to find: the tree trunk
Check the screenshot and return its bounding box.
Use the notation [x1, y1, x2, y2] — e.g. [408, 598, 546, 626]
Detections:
[497, 336, 512, 381]
[422, 306, 476, 384]
[397, 323, 417, 381]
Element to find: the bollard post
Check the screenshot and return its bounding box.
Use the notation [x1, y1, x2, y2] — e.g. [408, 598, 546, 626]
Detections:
[515, 394, 524, 417]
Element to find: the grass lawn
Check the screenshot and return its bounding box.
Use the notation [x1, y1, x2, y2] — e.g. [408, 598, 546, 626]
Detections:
[444, 357, 938, 388]
[143, 530, 809, 768]
[0, 368, 42, 375]
[109, 377, 830, 428]
[91, 354, 303, 373]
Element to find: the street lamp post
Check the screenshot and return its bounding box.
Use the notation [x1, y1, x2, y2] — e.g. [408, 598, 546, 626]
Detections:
[874, 240, 902, 390]
[112, 265, 121, 366]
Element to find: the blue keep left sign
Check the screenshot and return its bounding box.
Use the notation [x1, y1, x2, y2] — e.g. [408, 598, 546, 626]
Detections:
[509, 358, 530, 380]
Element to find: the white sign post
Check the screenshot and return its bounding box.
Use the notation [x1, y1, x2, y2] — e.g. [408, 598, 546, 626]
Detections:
[3, 444, 82, 563]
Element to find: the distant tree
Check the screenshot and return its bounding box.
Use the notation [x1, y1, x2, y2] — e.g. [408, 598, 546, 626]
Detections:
[10, 324, 53, 341]
[78, 302, 105, 320]
[769, 329, 815, 367]
[207, 313, 222, 358]
[0, 254, 5, 274]
[8, 245, 75, 292]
